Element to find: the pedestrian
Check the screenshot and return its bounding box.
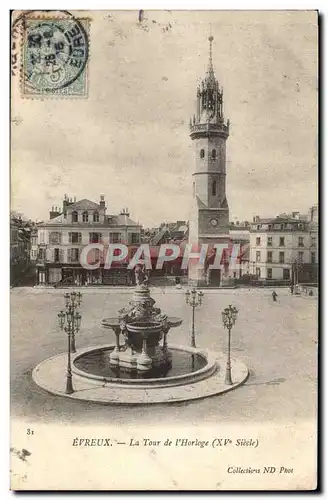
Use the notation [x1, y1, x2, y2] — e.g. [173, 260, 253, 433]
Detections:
[272, 290, 278, 302]
[290, 285, 294, 295]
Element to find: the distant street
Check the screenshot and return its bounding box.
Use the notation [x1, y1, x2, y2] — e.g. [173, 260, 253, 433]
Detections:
[11, 287, 317, 426]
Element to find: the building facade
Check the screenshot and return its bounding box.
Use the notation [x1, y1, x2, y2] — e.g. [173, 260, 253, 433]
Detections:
[36, 195, 142, 286]
[10, 215, 34, 286]
[249, 207, 318, 283]
[229, 225, 250, 278]
[188, 36, 230, 286]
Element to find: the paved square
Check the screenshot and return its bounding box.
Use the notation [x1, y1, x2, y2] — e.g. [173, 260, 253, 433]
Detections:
[11, 287, 317, 425]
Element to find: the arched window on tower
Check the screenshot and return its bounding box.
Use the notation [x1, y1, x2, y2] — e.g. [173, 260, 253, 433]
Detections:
[93, 211, 99, 222]
[82, 211, 89, 222]
[200, 149, 205, 159]
[72, 211, 78, 222]
[211, 149, 217, 160]
[212, 180, 217, 197]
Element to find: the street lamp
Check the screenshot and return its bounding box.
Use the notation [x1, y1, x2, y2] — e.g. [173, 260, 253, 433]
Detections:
[58, 308, 82, 394]
[63, 292, 82, 352]
[185, 288, 204, 348]
[221, 304, 238, 385]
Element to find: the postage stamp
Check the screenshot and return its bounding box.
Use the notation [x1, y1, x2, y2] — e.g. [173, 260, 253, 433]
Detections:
[20, 16, 89, 97]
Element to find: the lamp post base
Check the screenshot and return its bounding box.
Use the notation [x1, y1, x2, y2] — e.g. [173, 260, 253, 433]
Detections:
[65, 375, 74, 394]
[225, 365, 233, 385]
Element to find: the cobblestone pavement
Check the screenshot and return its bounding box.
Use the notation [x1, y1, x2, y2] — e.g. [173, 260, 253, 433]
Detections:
[10, 287, 317, 425]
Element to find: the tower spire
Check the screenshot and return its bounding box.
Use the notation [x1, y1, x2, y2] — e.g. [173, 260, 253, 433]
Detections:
[207, 35, 214, 77]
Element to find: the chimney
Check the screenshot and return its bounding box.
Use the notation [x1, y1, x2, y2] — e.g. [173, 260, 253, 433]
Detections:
[120, 207, 130, 217]
[49, 205, 61, 220]
[63, 195, 68, 217]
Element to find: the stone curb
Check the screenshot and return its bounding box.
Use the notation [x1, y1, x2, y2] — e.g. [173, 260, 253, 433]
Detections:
[32, 346, 249, 405]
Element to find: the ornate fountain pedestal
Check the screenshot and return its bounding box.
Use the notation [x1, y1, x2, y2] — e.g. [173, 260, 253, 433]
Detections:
[102, 284, 182, 372]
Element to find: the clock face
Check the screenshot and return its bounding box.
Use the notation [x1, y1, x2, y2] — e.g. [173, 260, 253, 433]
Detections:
[210, 219, 218, 227]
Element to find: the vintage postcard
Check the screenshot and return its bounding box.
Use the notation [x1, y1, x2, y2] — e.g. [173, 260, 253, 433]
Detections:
[10, 10, 318, 490]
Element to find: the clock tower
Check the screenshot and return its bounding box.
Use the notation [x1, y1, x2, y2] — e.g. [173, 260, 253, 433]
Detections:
[188, 36, 230, 285]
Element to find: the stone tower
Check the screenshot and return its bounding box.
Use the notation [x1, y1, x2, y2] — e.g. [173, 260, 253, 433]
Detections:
[188, 36, 230, 285]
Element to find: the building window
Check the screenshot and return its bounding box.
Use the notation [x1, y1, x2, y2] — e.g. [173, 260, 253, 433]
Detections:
[49, 231, 61, 245]
[268, 224, 272, 231]
[89, 232, 102, 243]
[267, 236, 272, 246]
[267, 251, 272, 263]
[279, 251, 285, 264]
[69, 232, 82, 244]
[109, 232, 122, 244]
[68, 248, 80, 263]
[257, 225, 260, 230]
[130, 233, 140, 244]
[38, 271, 46, 284]
[298, 251, 304, 263]
[280, 224, 284, 230]
[311, 237, 316, 247]
[94, 248, 101, 262]
[38, 248, 46, 260]
[212, 180, 217, 196]
[298, 237, 304, 247]
[256, 237, 261, 246]
[200, 149, 205, 159]
[267, 268, 272, 279]
[283, 268, 290, 280]
[82, 211, 89, 222]
[256, 267, 261, 277]
[11, 229, 18, 244]
[279, 237, 285, 246]
[93, 211, 100, 223]
[311, 252, 316, 264]
[54, 248, 60, 263]
[256, 251, 261, 263]
[211, 149, 216, 159]
[72, 211, 78, 222]
[89, 248, 101, 264]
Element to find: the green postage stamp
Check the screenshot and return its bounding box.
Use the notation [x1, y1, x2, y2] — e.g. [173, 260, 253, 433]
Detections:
[20, 15, 89, 97]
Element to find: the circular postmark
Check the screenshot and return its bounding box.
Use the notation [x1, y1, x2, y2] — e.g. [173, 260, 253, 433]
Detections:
[23, 16, 88, 92]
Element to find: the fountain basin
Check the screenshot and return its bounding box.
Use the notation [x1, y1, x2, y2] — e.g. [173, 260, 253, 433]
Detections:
[32, 347, 249, 404]
[72, 344, 218, 388]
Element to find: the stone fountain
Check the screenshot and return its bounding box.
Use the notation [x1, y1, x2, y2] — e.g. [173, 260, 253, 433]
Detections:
[102, 270, 182, 373]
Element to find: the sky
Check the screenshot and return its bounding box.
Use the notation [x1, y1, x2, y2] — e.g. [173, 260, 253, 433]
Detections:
[11, 10, 318, 227]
